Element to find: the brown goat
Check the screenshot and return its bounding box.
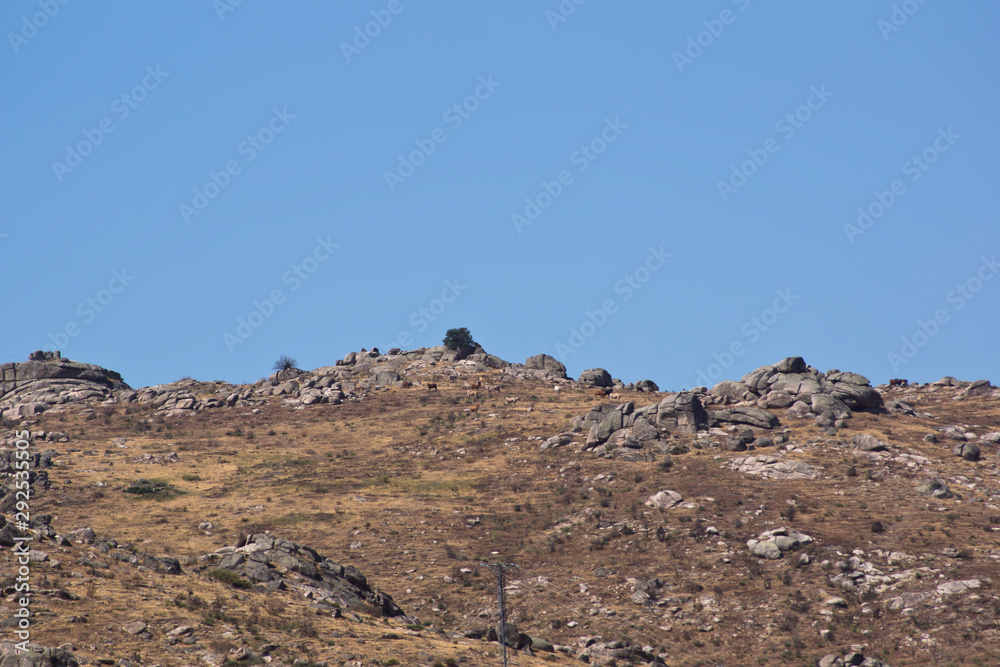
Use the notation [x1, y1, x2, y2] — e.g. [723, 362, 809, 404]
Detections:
[426, 382, 438, 391]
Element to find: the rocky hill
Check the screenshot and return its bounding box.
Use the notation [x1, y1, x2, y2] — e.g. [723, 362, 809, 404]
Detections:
[1, 348, 998, 666]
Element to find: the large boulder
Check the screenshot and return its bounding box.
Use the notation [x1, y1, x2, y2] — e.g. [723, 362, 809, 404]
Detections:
[578, 368, 613, 387]
[965, 380, 993, 397]
[712, 380, 752, 403]
[655, 392, 708, 434]
[768, 373, 823, 400]
[954, 442, 981, 462]
[741, 365, 778, 393]
[811, 393, 851, 419]
[524, 354, 568, 379]
[633, 379, 659, 393]
[710, 406, 779, 430]
[774, 356, 807, 373]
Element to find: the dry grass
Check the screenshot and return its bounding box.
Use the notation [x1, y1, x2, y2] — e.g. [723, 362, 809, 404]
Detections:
[9, 372, 1000, 665]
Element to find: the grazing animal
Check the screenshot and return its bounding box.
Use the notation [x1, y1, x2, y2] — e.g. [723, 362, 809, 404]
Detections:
[401, 381, 413, 388]
[488, 384, 501, 393]
[467, 390, 480, 398]
[472, 380, 481, 390]
[426, 382, 438, 391]
[609, 392, 622, 400]
[553, 385, 562, 393]
[469, 404, 480, 413]
[463, 382, 472, 389]
[594, 388, 612, 398]
[505, 396, 518, 405]
[889, 378, 909, 387]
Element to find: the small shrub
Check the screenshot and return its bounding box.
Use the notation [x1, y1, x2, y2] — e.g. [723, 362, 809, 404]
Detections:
[273, 355, 298, 372]
[207, 569, 253, 590]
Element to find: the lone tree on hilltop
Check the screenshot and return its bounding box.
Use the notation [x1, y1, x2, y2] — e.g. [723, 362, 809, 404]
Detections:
[272, 355, 298, 372]
[443, 327, 478, 357]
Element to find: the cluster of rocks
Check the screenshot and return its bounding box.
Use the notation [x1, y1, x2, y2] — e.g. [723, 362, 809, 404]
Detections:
[574, 636, 666, 666]
[1, 430, 69, 446]
[564, 389, 781, 459]
[573, 366, 659, 392]
[0, 355, 128, 421]
[119, 379, 266, 417]
[746, 527, 814, 560]
[708, 356, 884, 432]
[202, 533, 406, 619]
[0, 447, 54, 513]
[917, 376, 996, 398]
[0, 643, 79, 667]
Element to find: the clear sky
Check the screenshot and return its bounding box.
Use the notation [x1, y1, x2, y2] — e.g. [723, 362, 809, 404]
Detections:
[3, 1, 998, 390]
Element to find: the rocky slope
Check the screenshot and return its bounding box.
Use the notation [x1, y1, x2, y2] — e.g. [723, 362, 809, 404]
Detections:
[1, 348, 998, 666]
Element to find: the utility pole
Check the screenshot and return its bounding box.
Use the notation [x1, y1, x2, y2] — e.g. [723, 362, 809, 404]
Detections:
[481, 562, 517, 667]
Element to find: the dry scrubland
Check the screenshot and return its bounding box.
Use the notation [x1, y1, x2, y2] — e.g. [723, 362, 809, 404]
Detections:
[2, 350, 1000, 667]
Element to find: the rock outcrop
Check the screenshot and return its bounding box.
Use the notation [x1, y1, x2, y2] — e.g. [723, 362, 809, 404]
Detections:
[0, 355, 128, 421]
[705, 356, 884, 426]
[203, 533, 404, 618]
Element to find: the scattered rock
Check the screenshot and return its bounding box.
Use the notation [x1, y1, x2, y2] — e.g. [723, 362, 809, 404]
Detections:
[852, 433, 889, 452]
[916, 479, 953, 499]
[646, 490, 683, 510]
[954, 441, 981, 462]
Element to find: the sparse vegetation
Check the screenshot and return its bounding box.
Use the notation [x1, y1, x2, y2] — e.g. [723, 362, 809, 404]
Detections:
[273, 355, 298, 372]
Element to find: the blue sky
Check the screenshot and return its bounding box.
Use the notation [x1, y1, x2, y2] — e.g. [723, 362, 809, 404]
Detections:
[3, 1, 998, 390]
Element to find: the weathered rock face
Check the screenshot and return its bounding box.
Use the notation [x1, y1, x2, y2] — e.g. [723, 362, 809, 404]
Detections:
[204, 533, 404, 618]
[709, 406, 779, 430]
[655, 392, 709, 434]
[728, 455, 818, 480]
[523, 354, 568, 379]
[0, 355, 129, 421]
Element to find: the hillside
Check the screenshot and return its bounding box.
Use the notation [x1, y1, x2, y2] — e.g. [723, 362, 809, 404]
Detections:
[2, 348, 999, 667]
